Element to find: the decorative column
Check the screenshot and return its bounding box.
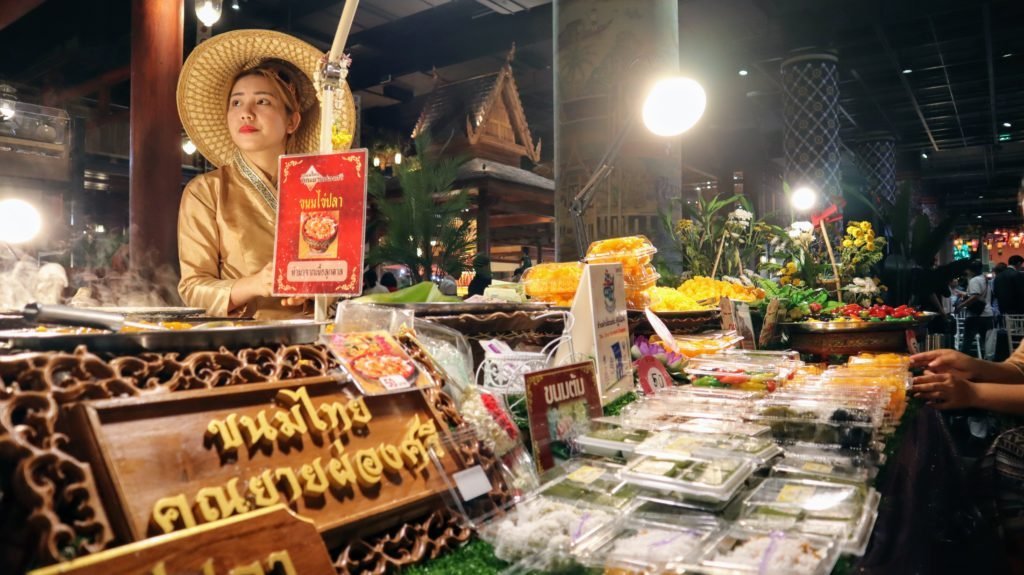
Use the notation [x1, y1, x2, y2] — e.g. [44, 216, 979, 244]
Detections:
[554, 0, 682, 261]
[852, 132, 897, 205]
[129, 0, 183, 277]
[781, 51, 841, 203]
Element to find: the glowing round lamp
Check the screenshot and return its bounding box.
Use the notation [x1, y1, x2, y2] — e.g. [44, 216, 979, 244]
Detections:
[642, 77, 706, 137]
[790, 186, 817, 212]
[196, 0, 222, 27]
[0, 198, 42, 244]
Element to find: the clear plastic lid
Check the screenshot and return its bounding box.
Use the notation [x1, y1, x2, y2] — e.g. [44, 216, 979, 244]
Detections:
[536, 459, 640, 510]
[847, 352, 912, 369]
[623, 264, 660, 288]
[574, 423, 653, 459]
[636, 430, 783, 464]
[771, 455, 873, 485]
[520, 261, 584, 295]
[740, 478, 868, 527]
[574, 516, 720, 572]
[748, 400, 880, 450]
[672, 418, 771, 437]
[584, 235, 658, 261]
[652, 332, 744, 357]
[696, 526, 840, 575]
[620, 454, 755, 501]
[686, 359, 785, 391]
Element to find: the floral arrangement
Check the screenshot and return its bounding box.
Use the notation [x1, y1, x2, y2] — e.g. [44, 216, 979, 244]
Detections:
[840, 221, 886, 277]
[631, 335, 687, 382]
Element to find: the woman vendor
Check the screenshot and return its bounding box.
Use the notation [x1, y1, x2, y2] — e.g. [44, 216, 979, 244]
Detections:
[176, 30, 354, 318]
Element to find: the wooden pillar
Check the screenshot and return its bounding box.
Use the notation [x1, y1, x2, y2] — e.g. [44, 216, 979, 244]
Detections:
[129, 0, 183, 277]
[476, 187, 491, 257]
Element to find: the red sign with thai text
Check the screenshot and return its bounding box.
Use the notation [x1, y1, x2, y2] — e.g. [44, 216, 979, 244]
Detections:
[273, 150, 368, 296]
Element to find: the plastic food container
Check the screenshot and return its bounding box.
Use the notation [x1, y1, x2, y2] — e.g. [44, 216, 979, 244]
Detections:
[651, 332, 744, 357]
[771, 453, 873, 485]
[671, 417, 771, 437]
[738, 478, 880, 556]
[537, 459, 640, 510]
[574, 516, 720, 572]
[697, 526, 840, 575]
[584, 235, 658, 276]
[521, 261, 584, 304]
[636, 430, 783, 465]
[748, 398, 880, 450]
[847, 352, 912, 369]
[686, 357, 786, 392]
[575, 423, 653, 459]
[620, 454, 755, 503]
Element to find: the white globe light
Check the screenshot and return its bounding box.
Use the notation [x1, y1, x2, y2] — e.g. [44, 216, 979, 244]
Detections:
[790, 186, 817, 212]
[0, 198, 42, 244]
[195, 0, 222, 27]
[182, 138, 197, 155]
[642, 77, 707, 137]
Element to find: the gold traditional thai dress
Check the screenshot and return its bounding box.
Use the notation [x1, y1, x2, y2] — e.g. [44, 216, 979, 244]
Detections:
[178, 149, 305, 319]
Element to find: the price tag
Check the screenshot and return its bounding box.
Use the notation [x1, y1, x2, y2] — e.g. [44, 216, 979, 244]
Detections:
[453, 466, 492, 501]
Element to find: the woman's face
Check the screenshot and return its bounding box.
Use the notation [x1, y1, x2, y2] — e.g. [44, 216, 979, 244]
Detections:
[227, 74, 299, 155]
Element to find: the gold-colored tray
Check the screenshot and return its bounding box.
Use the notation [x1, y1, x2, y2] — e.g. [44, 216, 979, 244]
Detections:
[781, 312, 936, 333]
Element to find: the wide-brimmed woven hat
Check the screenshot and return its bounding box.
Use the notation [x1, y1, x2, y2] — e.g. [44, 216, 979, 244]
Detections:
[177, 29, 355, 167]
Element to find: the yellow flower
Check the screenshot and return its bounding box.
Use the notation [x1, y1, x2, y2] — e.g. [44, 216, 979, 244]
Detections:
[792, 278, 805, 286]
[780, 276, 791, 286]
[860, 222, 872, 231]
[854, 238, 865, 247]
[842, 239, 853, 248]
[865, 242, 875, 251]
[847, 227, 861, 237]
[786, 262, 798, 273]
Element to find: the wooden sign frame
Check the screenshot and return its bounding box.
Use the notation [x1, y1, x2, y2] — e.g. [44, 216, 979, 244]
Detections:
[67, 375, 465, 549]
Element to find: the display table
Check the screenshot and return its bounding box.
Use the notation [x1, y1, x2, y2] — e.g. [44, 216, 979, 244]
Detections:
[406, 402, 1006, 575]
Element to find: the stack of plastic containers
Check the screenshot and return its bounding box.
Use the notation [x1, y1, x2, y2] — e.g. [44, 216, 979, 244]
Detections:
[737, 477, 881, 556]
[583, 235, 659, 309]
[520, 261, 584, 306]
[574, 421, 654, 459]
[650, 330, 744, 357]
[619, 387, 761, 429]
[695, 527, 841, 574]
[573, 514, 722, 574]
[685, 354, 791, 392]
[635, 430, 783, 465]
[747, 395, 883, 450]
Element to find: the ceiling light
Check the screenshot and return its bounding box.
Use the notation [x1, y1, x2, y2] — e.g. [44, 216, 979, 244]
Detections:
[980, 195, 985, 199]
[921, 152, 928, 159]
[902, 68, 913, 74]
[977, 215, 983, 219]
[0, 199, 42, 244]
[642, 77, 707, 137]
[1000, 133, 1012, 142]
[1004, 53, 1014, 58]
[182, 137, 196, 155]
[195, 0, 222, 27]
[738, 69, 748, 76]
[1004, 122, 1013, 128]
[393, 152, 402, 165]
[790, 186, 817, 212]
[231, 0, 240, 9]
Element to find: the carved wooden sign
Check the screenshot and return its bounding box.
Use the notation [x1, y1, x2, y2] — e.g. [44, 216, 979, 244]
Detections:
[68, 375, 463, 546]
[28, 505, 334, 575]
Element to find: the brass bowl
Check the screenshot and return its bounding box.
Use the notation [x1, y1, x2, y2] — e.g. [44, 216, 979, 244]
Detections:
[781, 313, 934, 356]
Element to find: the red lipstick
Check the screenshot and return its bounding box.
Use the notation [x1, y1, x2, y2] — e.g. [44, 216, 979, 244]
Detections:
[239, 125, 258, 134]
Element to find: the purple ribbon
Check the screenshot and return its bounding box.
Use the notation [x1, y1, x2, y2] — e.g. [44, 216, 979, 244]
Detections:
[758, 531, 786, 575]
[573, 512, 591, 541]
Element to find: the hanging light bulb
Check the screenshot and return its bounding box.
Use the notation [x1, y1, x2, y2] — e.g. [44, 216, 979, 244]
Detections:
[182, 137, 197, 155]
[393, 152, 402, 165]
[372, 156, 381, 168]
[195, 0, 222, 27]
[642, 77, 706, 137]
[0, 84, 17, 121]
[231, 0, 240, 10]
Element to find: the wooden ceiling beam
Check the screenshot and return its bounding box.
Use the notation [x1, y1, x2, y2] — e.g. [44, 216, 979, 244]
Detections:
[43, 65, 130, 106]
[487, 214, 554, 228]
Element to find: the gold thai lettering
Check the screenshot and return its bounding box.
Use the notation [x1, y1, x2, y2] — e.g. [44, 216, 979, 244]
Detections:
[354, 448, 383, 487]
[400, 438, 428, 470]
[195, 478, 250, 523]
[206, 413, 244, 455]
[151, 494, 197, 534]
[326, 448, 358, 491]
[265, 551, 297, 575]
[299, 457, 330, 497]
[247, 470, 281, 507]
[347, 395, 372, 427]
[275, 467, 303, 503]
[227, 560, 263, 575]
[151, 561, 167, 575]
[379, 443, 404, 473]
[238, 411, 278, 448]
[275, 387, 328, 434]
[318, 400, 352, 436]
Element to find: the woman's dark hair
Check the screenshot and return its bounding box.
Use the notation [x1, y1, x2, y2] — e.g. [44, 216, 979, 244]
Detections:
[363, 269, 378, 288]
[380, 272, 398, 288]
[968, 260, 984, 275]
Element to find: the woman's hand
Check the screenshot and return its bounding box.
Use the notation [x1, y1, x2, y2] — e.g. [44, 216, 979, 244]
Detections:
[910, 349, 981, 379]
[280, 297, 309, 307]
[911, 372, 978, 409]
[229, 263, 274, 310]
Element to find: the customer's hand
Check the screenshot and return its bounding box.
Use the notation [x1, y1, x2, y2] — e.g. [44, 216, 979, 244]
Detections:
[911, 372, 978, 409]
[280, 297, 309, 307]
[910, 349, 981, 379]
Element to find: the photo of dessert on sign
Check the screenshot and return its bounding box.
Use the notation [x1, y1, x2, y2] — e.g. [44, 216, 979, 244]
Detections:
[299, 210, 339, 258]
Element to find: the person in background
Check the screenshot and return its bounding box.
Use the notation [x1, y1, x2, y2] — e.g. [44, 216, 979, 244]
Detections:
[362, 269, 388, 294]
[958, 260, 995, 359]
[468, 254, 493, 296]
[519, 246, 533, 271]
[511, 266, 524, 283]
[996, 262, 1024, 315]
[176, 31, 337, 318]
[379, 272, 398, 292]
[438, 274, 458, 296]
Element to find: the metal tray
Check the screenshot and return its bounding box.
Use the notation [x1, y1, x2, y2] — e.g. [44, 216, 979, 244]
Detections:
[72, 306, 209, 319]
[0, 319, 323, 353]
[781, 312, 936, 333]
[361, 302, 551, 316]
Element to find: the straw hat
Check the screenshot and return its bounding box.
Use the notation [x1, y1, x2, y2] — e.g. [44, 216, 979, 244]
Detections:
[177, 29, 355, 167]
